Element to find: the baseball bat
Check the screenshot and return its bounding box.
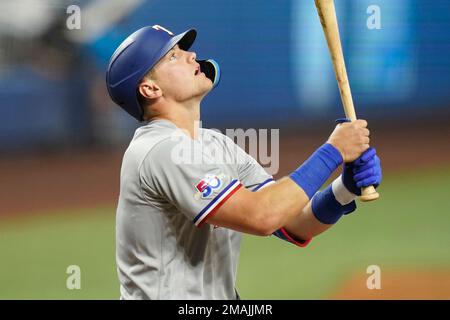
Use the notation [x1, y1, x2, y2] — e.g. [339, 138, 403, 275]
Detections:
[314, 0, 379, 201]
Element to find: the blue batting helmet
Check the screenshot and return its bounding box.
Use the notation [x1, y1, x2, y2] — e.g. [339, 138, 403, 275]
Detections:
[106, 25, 221, 121]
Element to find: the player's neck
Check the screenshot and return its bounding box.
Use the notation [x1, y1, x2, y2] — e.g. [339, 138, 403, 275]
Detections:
[154, 101, 201, 139]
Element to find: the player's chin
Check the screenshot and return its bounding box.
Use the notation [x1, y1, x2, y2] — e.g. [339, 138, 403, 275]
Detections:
[200, 79, 214, 93]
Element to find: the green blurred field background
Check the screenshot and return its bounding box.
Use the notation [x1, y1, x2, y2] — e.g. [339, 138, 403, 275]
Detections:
[1, 167, 449, 299]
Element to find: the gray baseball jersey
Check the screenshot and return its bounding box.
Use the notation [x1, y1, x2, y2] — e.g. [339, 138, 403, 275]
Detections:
[116, 119, 274, 300]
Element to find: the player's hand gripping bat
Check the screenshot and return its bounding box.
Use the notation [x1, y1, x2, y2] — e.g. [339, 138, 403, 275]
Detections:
[314, 0, 379, 201]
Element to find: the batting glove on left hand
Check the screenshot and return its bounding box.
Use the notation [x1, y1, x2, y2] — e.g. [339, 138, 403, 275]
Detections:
[342, 147, 382, 196]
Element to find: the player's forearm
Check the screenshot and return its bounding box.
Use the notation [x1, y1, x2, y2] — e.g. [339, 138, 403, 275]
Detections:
[235, 144, 343, 235]
[281, 177, 358, 240]
[255, 143, 343, 235]
[252, 177, 310, 235]
[282, 201, 333, 240]
[211, 144, 345, 236]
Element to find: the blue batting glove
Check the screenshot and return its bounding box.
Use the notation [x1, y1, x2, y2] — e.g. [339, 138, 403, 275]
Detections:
[335, 118, 382, 196]
[342, 147, 382, 196]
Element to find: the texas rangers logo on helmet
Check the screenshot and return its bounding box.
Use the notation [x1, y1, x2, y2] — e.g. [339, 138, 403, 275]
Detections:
[195, 174, 223, 199]
[152, 25, 174, 36]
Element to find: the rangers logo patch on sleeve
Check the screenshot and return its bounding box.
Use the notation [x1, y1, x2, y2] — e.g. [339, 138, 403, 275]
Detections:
[194, 174, 226, 200]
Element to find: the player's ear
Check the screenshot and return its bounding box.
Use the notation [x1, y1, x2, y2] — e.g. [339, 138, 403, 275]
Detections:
[138, 78, 162, 100]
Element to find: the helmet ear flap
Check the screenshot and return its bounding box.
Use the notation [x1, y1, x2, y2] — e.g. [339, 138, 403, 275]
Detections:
[197, 59, 221, 88]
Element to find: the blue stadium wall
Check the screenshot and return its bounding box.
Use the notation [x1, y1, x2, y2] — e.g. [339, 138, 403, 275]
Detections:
[0, 0, 449, 148]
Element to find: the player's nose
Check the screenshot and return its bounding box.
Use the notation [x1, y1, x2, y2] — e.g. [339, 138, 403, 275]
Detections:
[188, 51, 197, 62]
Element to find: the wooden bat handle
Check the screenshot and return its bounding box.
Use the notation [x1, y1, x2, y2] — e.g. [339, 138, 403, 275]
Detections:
[314, 0, 379, 202]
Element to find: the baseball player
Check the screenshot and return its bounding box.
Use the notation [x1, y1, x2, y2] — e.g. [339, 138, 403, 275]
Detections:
[106, 25, 382, 300]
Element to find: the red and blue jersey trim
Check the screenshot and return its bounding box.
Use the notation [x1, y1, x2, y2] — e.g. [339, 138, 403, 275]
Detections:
[193, 179, 242, 227]
[251, 177, 275, 191]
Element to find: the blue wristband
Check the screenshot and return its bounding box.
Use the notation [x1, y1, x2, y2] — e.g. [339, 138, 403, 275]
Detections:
[289, 143, 343, 199]
[311, 184, 356, 224]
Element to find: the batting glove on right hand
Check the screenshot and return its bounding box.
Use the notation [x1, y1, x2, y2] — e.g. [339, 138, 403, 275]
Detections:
[342, 147, 382, 196]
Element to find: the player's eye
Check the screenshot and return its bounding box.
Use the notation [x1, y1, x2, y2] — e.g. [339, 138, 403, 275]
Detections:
[169, 52, 177, 61]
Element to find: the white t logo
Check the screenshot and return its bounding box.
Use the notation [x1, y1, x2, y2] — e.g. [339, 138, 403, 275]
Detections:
[152, 25, 174, 36]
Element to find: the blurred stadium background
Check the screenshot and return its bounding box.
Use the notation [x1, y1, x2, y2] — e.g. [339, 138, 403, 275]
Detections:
[0, 0, 449, 299]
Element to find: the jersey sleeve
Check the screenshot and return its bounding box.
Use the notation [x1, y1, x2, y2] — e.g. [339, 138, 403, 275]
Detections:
[139, 138, 242, 227]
